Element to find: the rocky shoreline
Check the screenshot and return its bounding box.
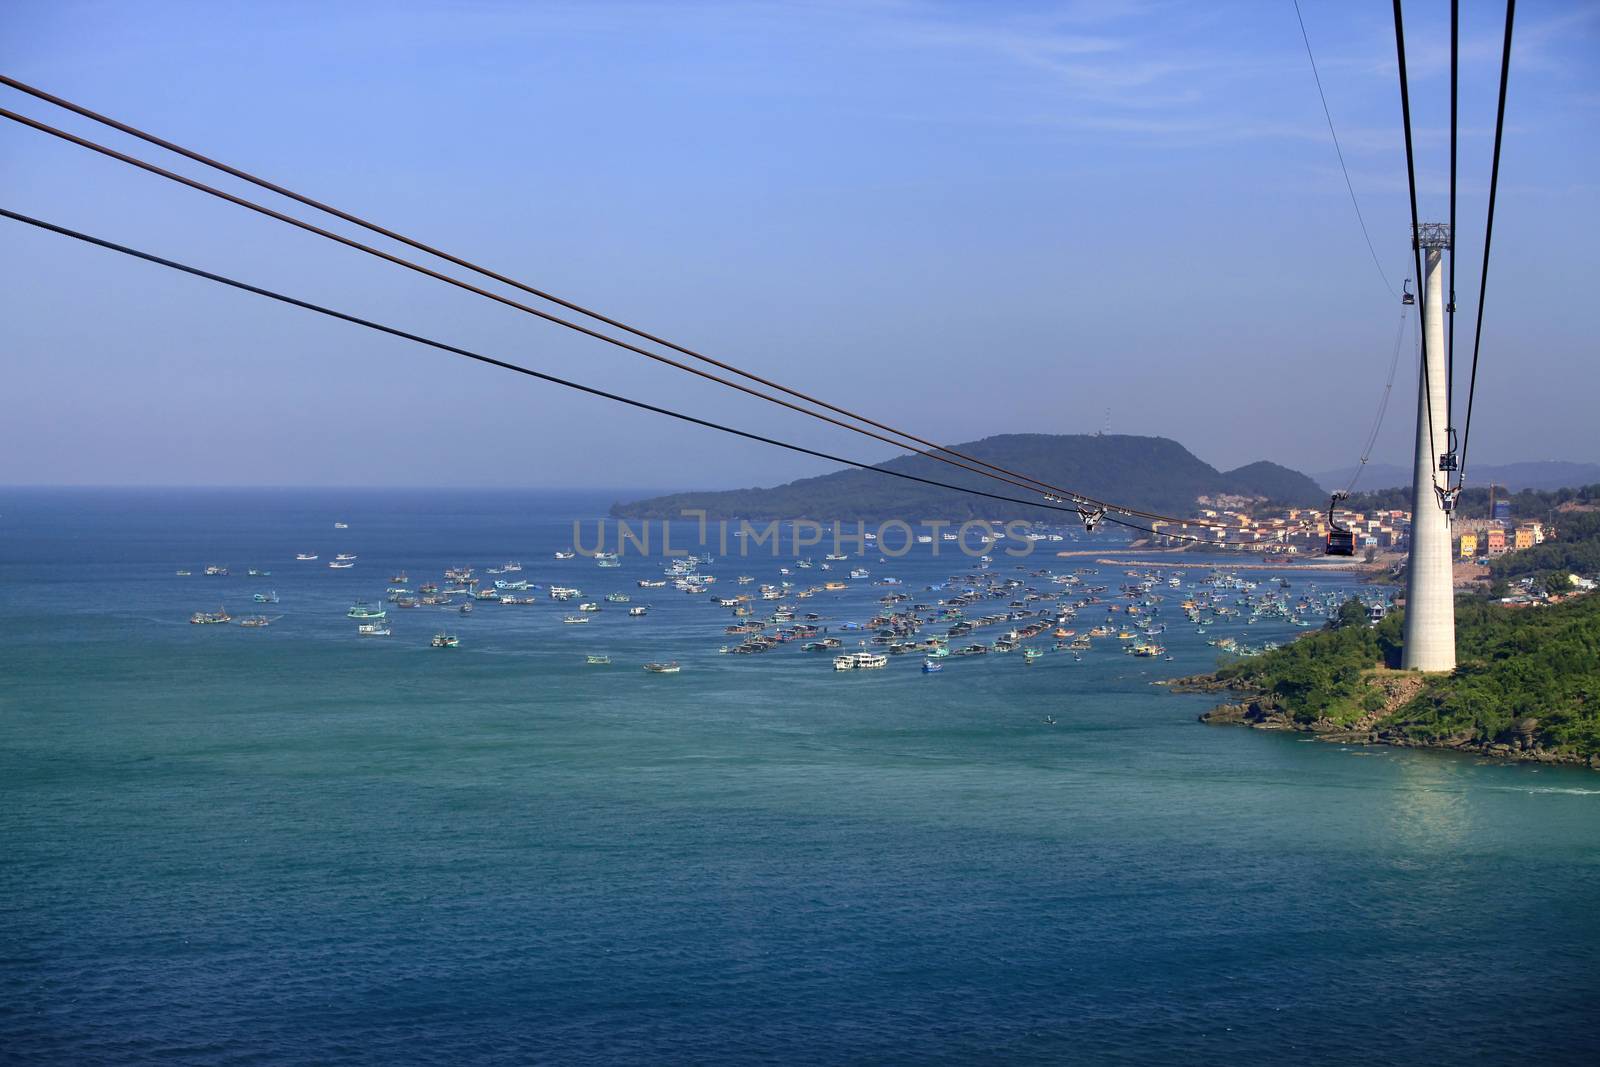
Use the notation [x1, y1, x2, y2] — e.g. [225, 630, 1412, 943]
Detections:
[1163, 674, 1600, 771]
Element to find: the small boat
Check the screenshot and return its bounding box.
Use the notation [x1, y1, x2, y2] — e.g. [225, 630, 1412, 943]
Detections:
[252, 591, 279, 604]
[1023, 648, 1044, 663]
[334, 522, 349, 529]
[430, 631, 459, 648]
[347, 601, 386, 619]
[921, 659, 943, 673]
[554, 551, 576, 560]
[357, 622, 392, 637]
[238, 615, 272, 628]
[296, 553, 318, 561]
[563, 615, 590, 624]
[1042, 716, 1057, 726]
[204, 565, 229, 576]
[605, 592, 631, 603]
[328, 561, 354, 569]
[628, 606, 648, 617]
[578, 602, 602, 613]
[390, 572, 409, 584]
[586, 654, 611, 665]
[335, 553, 357, 562]
[643, 661, 681, 674]
[458, 603, 473, 615]
[189, 607, 231, 625]
[175, 569, 191, 576]
[247, 569, 272, 577]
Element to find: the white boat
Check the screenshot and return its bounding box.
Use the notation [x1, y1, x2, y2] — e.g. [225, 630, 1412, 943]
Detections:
[357, 622, 391, 637]
[628, 606, 648, 617]
[296, 553, 317, 561]
[833, 650, 887, 670]
[334, 522, 349, 529]
[554, 551, 576, 560]
[328, 561, 354, 569]
[563, 615, 590, 624]
[335, 553, 357, 561]
[643, 661, 681, 674]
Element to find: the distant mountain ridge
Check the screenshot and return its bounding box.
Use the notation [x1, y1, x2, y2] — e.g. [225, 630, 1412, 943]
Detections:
[612, 434, 1325, 521]
[1315, 460, 1600, 494]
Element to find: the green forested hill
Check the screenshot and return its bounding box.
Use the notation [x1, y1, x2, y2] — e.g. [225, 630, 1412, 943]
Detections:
[1199, 594, 1600, 762]
[612, 434, 1322, 520]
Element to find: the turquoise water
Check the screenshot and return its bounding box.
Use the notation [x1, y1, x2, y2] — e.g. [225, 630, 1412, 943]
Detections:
[2, 488, 1597, 1064]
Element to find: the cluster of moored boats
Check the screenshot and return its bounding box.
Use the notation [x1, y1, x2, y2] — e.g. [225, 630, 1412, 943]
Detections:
[183, 529, 1387, 674]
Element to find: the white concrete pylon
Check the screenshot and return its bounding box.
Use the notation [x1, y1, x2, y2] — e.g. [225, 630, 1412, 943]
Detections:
[1402, 236, 1456, 671]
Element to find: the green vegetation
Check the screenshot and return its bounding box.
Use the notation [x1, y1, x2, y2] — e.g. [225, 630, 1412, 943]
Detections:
[613, 433, 1325, 521]
[1345, 482, 1600, 521]
[1214, 604, 1403, 725]
[1488, 511, 1600, 581]
[1210, 593, 1600, 758]
[1386, 595, 1600, 754]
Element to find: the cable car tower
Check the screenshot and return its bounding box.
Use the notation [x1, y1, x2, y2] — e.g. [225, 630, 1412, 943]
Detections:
[1402, 222, 1456, 672]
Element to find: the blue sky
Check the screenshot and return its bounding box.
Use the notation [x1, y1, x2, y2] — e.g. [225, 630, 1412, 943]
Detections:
[1, 0, 1595, 489]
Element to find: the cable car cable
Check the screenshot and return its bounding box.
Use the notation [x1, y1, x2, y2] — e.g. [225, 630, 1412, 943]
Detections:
[0, 75, 1187, 527]
[1390, 0, 1441, 488]
[1457, 0, 1515, 485]
[1445, 0, 1460, 477]
[1, 205, 1258, 551]
[1290, 0, 1398, 299]
[0, 106, 1159, 520]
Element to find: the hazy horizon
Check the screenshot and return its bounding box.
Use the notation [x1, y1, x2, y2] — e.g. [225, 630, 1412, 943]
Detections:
[3, 1, 1596, 491]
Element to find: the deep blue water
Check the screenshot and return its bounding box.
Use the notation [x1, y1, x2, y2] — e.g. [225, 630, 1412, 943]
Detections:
[2, 488, 1597, 1065]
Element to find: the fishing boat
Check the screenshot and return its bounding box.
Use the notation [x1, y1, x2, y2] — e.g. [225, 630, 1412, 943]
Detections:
[328, 561, 354, 569]
[586, 654, 611, 665]
[501, 561, 523, 573]
[391, 572, 408, 584]
[247, 569, 272, 577]
[638, 579, 667, 588]
[204, 565, 229, 576]
[357, 622, 392, 637]
[296, 553, 318, 561]
[554, 551, 576, 560]
[252, 591, 279, 604]
[578, 602, 602, 613]
[1023, 647, 1044, 664]
[458, 603, 472, 615]
[563, 615, 590, 624]
[849, 568, 870, 579]
[628, 606, 648, 617]
[189, 607, 231, 625]
[238, 615, 272, 628]
[347, 601, 386, 619]
[430, 631, 459, 648]
[643, 661, 681, 674]
[175, 569, 191, 576]
[335, 553, 357, 561]
[605, 592, 631, 603]
[921, 658, 943, 673]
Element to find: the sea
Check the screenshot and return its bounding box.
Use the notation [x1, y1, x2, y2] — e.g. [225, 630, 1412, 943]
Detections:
[2, 488, 1596, 1065]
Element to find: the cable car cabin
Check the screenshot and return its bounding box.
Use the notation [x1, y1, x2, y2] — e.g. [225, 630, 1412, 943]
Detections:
[1325, 529, 1357, 556]
[1402, 280, 1416, 306]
